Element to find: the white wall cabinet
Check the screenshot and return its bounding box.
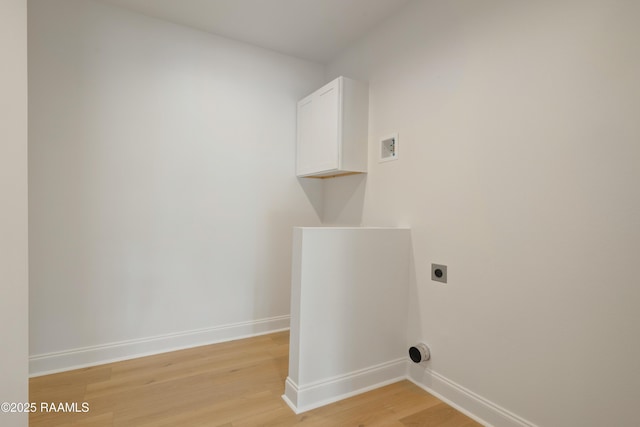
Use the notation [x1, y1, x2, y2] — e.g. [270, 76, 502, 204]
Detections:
[296, 76, 368, 178]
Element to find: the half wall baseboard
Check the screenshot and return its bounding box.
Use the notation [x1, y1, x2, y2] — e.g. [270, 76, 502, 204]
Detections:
[29, 315, 290, 377]
[407, 364, 538, 427]
[282, 358, 407, 414]
[283, 361, 539, 427]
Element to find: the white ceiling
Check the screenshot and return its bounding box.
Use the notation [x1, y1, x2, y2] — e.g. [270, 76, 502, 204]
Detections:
[96, 0, 411, 63]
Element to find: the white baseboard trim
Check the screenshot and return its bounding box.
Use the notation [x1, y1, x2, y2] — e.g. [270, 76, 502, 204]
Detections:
[407, 364, 538, 427]
[29, 315, 290, 377]
[282, 358, 406, 414]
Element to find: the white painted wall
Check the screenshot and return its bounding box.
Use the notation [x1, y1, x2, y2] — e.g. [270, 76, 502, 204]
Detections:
[0, 0, 29, 425]
[285, 227, 411, 413]
[326, 1, 640, 426]
[28, 0, 324, 371]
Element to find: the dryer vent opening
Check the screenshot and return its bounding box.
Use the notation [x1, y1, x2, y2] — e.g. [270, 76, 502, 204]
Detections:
[409, 343, 430, 363]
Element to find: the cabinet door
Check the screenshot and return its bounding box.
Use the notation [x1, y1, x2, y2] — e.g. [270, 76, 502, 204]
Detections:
[312, 80, 340, 173]
[296, 79, 341, 176]
[296, 96, 315, 175]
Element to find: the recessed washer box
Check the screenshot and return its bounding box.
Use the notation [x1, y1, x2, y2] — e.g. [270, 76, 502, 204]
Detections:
[379, 133, 398, 162]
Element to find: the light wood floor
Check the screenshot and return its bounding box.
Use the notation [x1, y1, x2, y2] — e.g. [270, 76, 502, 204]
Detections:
[30, 331, 482, 426]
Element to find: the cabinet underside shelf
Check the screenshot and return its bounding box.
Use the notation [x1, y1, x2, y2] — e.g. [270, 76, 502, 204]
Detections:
[301, 171, 365, 179]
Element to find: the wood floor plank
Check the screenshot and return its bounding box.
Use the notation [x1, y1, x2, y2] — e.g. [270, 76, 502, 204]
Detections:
[30, 331, 482, 426]
[400, 402, 481, 427]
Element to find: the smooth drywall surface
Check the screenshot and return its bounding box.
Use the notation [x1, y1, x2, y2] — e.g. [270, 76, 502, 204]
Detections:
[285, 227, 410, 412]
[326, 1, 640, 426]
[0, 0, 29, 425]
[29, 0, 324, 365]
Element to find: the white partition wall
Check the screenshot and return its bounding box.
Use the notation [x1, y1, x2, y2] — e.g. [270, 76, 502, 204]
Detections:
[284, 227, 411, 413]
